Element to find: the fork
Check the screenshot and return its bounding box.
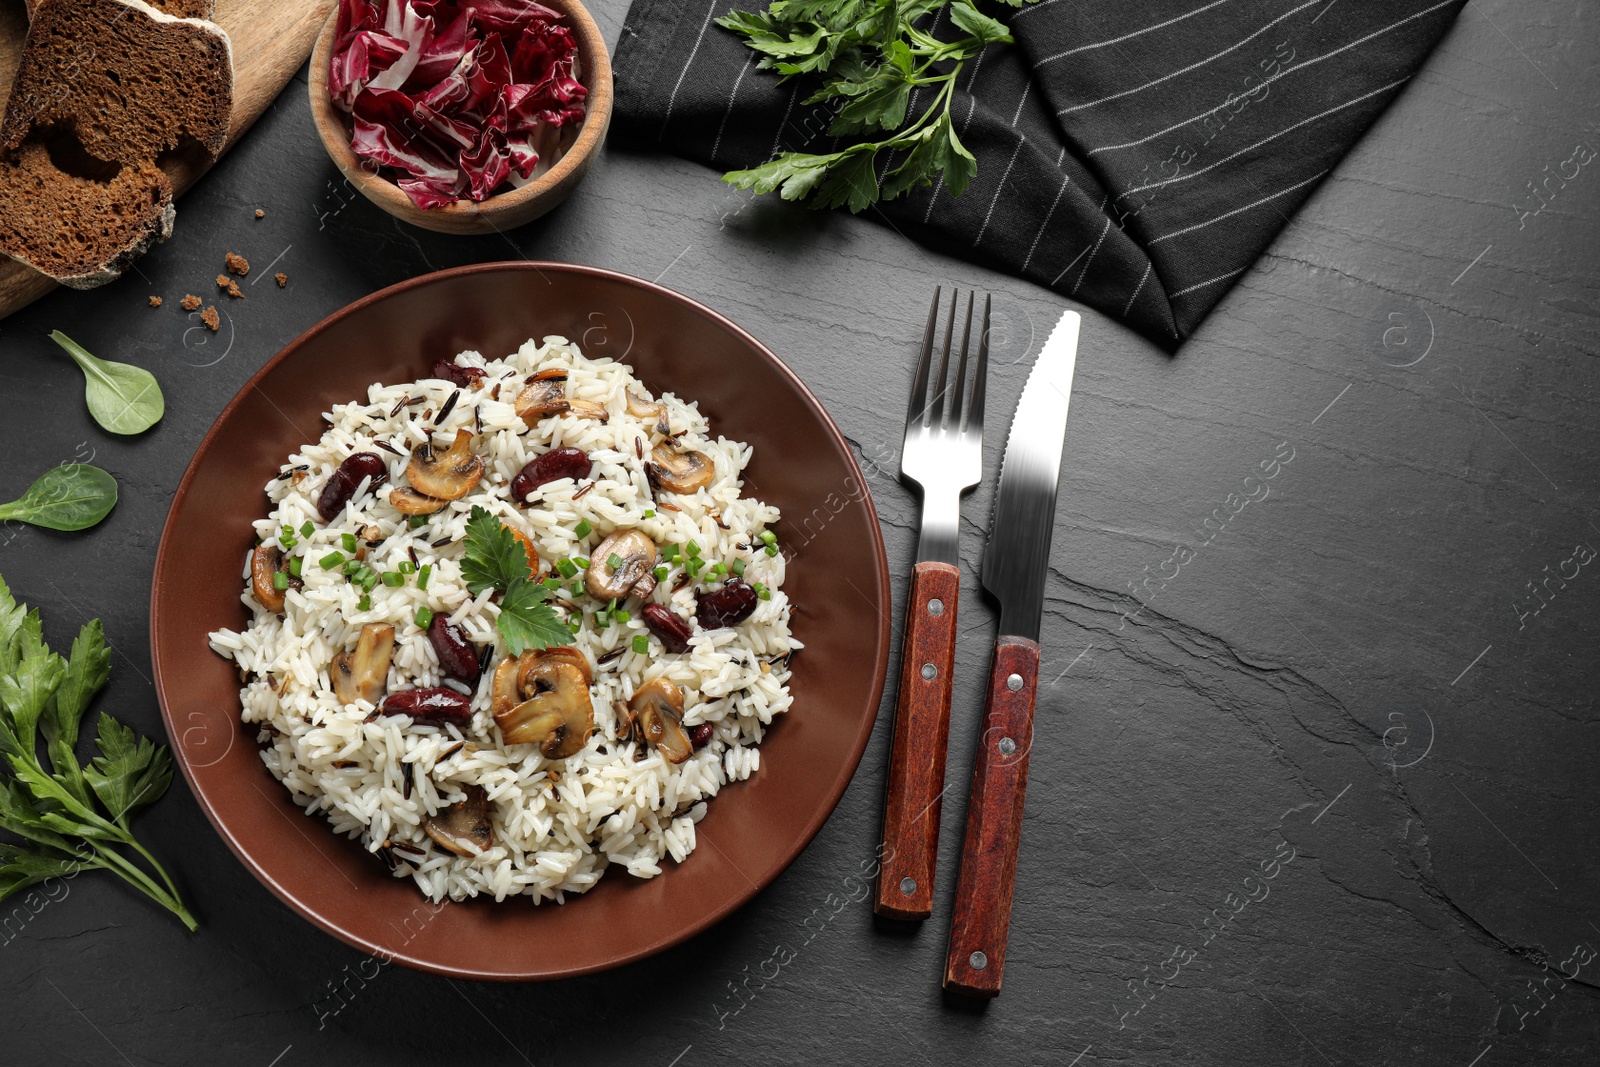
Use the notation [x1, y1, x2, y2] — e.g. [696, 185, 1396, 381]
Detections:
[874, 287, 989, 921]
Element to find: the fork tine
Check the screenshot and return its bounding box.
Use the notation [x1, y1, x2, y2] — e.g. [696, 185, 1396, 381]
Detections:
[928, 289, 957, 428]
[965, 293, 991, 437]
[949, 291, 974, 430]
[906, 287, 940, 428]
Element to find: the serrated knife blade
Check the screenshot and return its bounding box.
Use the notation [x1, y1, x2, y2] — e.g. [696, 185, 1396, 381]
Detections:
[981, 309, 1080, 640]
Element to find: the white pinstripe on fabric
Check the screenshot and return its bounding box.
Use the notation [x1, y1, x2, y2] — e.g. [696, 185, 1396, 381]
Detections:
[1021, 171, 1072, 273]
[1115, 76, 1408, 200]
[1086, 0, 1460, 154]
[659, 0, 722, 139]
[1035, 0, 1235, 65]
[1056, 0, 1323, 115]
[770, 83, 801, 156]
[1170, 267, 1246, 298]
[712, 55, 755, 164]
[1148, 168, 1330, 244]
[1122, 263, 1154, 316]
[974, 137, 1026, 247]
[1064, 216, 1113, 291]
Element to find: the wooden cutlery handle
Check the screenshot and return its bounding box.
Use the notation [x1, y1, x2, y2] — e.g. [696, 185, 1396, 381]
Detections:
[875, 561, 960, 920]
[943, 636, 1041, 997]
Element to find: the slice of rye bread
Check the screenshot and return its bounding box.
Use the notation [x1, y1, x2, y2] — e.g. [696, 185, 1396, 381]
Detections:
[0, 0, 233, 286]
[22, 0, 216, 21]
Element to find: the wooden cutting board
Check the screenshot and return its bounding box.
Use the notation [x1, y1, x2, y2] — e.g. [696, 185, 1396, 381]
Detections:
[0, 0, 335, 318]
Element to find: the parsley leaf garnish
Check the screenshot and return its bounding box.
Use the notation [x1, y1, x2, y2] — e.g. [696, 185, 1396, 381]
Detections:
[460, 506, 565, 653]
[717, 0, 1035, 211]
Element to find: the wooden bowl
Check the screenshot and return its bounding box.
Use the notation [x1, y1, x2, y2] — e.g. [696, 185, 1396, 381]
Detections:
[307, 1, 613, 235]
[150, 263, 893, 979]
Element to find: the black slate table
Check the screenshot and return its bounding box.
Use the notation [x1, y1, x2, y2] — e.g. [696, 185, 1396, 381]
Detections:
[4, 2, 1598, 1064]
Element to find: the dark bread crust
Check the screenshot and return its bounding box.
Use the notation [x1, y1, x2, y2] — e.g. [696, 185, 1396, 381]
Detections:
[23, 0, 216, 21]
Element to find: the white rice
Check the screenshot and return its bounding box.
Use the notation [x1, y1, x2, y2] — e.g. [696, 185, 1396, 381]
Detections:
[208, 337, 797, 903]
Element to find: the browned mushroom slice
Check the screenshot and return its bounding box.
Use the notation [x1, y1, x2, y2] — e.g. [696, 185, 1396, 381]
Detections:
[497, 662, 594, 757]
[611, 699, 636, 743]
[332, 623, 396, 706]
[250, 544, 294, 613]
[630, 678, 692, 764]
[515, 371, 570, 424]
[567, 398, 610, 423]
[492, 646, 594, 721]
[625, 391, 670, 435]
[586, 530, 658, 601]
[423, 784, 493, 856]
[407, 429, 484, 501]
[649, 441, 714, 495]
[388, 487, 449, 515]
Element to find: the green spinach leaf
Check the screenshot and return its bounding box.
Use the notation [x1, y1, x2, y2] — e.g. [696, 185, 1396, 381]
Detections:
[49, 331, 165, 435]
[0, 465, 118, 532]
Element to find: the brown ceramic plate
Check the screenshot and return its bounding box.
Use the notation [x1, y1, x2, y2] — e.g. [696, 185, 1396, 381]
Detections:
[151, 262, 891, 980]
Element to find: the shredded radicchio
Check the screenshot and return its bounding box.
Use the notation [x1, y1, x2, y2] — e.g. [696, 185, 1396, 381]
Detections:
[331, 0, 587, 209]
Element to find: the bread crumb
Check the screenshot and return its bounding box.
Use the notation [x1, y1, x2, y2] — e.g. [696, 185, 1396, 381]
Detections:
[225, 252, 249, 276]
[215, 273, 243, 298]
[180, 294, 202, 311]
[215, 273, 229, 288]
[254, 209, 265, 219]
[200, 306, 220, 331]
[148, 295, 162, 308]
[275, 272, 287, 288]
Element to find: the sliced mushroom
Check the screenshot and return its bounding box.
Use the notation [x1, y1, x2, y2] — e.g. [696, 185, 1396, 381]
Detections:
[630, 678, 692, 764]
[332, 623, 396, 706]
[507, 526, 541, 576]
[625, 391, 670, 435]
[250, 545, 295, 613]
[567, 398, 610, 423]
[358, 523, 385, 547]
[611, 698, 636, 743]
[585, 529, 658, 601]
[388, 487, 449, 515]
[649, 441, 714, 495]
[492, 647, 596, 757]
[514, 372, 570, 423]
[406, 429, 484, 501]
[423, 784, 492, 857]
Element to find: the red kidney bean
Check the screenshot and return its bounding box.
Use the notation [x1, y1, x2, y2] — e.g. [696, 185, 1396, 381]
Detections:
[696, 578, 758, 629]
[690, 723, 714, 750]
[316, 452, 389, 521]
[380, 687, 472, 727]
[511, 448, 592, 503]
[430, 360, 486, 389]
[642, 604, 693, 653]
[428, 614, 481, 684]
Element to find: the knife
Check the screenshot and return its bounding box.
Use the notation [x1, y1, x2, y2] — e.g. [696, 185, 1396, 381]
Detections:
[942, 308, 1081, 997]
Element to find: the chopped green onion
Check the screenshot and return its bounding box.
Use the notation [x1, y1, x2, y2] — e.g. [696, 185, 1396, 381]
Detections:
[288, 556, 304, 578]
[382, 571, 405, 588]
[398, 561, 416, 575]
[408, 515, 428, 529]
[568, 619, 583, 634]
[555, 557, 578, 579]
[653, 565, 669, 581]
[357, 594, 371, 611]
[342, 559, 363, 577]
[542, 577, 562, 591]
[687, 559, 704, 578]
[569, 582, 583, 596]
[643, 509, 656, 519]
[417, 564, 432, 590]
[764, 546, 778, 557]
[613, 609, 631, 625]
[731, 559, 746, 576]
[710, 562, 728, 576]
[301, 520, 316, 538]
[341, 532, 358, 552]
[574, 519, 592, 538]
[759, 530, 777, 545]
[279, 525, 297, 545]
[607, 553, 624, 570]
[272, 571, 289, 591]
[686, 540, 701, 558]
[632, 634, 649, 654]
[573, 556, 590, 569]
[757, 586, 772, 601]
[414, 606, 434, 629]
[319, 551, 345, 570]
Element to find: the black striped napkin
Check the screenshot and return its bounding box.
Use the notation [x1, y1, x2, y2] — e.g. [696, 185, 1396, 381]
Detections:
[611, 0, 1464, 348]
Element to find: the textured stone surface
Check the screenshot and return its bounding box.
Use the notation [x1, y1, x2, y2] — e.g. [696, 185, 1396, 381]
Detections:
[2, 1, 1598, 1064]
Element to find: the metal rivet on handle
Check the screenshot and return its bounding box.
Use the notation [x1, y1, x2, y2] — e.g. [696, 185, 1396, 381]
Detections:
[1006, 674, 1023, 691]
[928, 598, 944, 616]
[922, 663, 937, 680]
[970, 951, 988, 970]
[900, 877, 917, 896]
[998, 737, 1016, 756]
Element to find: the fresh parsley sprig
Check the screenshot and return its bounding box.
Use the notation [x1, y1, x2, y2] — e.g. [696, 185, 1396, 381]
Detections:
[0, 575, 195, 929]
[461, 507, 568, 654]
[716, 0, 1037, 211]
